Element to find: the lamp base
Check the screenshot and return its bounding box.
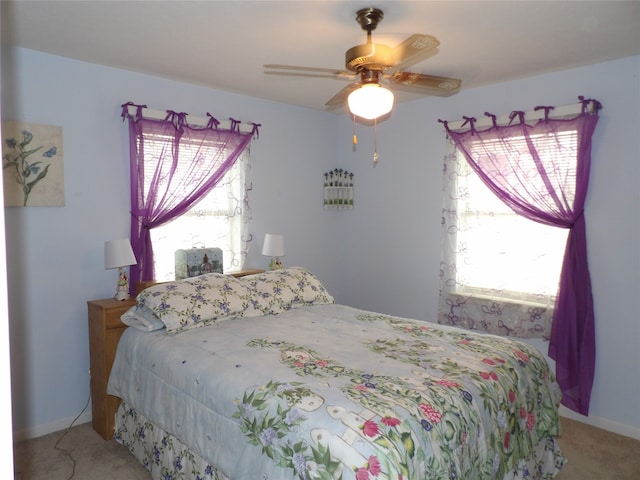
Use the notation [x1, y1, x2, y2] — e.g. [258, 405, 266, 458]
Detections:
[269, 257, 283, 271]
[114, 291, 130, 301]
[114, 266, 131, 301]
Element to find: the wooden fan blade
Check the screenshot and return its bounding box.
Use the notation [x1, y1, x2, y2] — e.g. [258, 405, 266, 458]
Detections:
[265, 71, 351, 80]
[325, 83, 361, 109]
[264, 64, 355, 79]
[390, 71, 461, 96]
[391, 34, 440, 71]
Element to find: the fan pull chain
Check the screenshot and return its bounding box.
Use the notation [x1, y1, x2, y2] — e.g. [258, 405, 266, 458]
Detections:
[352, 114, 358, 151]
[373, 118, 379, 166]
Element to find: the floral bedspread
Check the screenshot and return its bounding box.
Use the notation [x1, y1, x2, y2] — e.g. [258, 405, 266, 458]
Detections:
[108, 304, 563, 480]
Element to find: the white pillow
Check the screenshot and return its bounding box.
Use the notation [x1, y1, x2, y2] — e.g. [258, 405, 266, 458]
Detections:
[121, 304, 165, 332]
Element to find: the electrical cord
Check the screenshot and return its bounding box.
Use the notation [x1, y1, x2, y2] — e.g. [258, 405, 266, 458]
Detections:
[53, 389, 91, 480]
[14, 389, 90, 480]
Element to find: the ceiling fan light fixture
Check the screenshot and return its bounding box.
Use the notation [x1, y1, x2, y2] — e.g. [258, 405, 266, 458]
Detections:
[347, 83, 394, 120]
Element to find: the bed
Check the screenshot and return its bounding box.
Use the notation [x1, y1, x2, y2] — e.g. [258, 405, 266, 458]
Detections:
[107, 267, 566, 479]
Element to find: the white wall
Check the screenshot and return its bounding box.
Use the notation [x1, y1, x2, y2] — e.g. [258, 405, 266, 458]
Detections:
[333, 55, 640, 438]
[2, 46, 639, 440]
[1, 47, 339, 440]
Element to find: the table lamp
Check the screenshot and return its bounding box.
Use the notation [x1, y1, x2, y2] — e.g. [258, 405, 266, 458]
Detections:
[104, 238, 137, 301]
[261, 233, 284, 270]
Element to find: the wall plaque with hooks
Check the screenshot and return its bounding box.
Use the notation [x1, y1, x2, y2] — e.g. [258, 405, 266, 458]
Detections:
[323, 168, 354, 209]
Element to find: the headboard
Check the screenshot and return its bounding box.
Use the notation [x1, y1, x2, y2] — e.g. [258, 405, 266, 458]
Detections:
[135, 269, 264, 294]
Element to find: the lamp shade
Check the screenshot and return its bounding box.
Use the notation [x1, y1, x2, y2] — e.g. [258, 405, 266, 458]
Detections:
[261, 233, 285, 258]
[104, 238, 137, 270]
[348, 83, 394, 120]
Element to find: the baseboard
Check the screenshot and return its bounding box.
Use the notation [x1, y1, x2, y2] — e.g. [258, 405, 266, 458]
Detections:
[559, 406, 640, 441]
[12, 411, 92, 443]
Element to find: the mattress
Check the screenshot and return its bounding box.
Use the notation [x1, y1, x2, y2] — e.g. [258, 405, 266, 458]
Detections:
[108, 303, 564, 479]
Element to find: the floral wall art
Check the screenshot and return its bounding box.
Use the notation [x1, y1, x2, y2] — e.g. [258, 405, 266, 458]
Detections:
[2, 121, 64, 206]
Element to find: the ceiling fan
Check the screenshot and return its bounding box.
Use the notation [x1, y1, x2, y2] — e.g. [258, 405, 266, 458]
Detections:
[264, 7, 462, 119]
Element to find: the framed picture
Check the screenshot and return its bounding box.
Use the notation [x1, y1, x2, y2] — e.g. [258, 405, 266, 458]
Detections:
[2, 120, 65, 207]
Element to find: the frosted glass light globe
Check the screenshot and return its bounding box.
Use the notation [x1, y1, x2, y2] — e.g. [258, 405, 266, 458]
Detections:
[348, 84, 394, 120]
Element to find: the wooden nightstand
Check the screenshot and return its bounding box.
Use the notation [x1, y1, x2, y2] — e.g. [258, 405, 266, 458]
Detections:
[87, 297, 136, 440]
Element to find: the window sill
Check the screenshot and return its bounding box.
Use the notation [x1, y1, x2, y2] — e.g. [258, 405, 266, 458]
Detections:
[453, 287, 555, 309]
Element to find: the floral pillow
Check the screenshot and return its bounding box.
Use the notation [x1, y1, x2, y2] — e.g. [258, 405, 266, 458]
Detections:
[136, 273, 263, 334]
[243, 267, 334, 315]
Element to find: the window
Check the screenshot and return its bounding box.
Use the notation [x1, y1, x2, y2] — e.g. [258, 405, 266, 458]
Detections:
[439, 98, 600, 414]
[439, 125, 579, 338]
[137, 126, 251, 282]
[149, 151, 249, 281]
[455, 147, 569, 301]
[123, 103, 258, 290]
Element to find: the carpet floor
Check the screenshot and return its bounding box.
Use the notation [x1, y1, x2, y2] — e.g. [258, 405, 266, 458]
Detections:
[13, 417, 640, 479]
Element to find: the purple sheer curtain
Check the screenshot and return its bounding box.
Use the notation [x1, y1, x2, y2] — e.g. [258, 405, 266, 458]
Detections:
[440, 97, 601, 415]
[121, 102, 260, 287]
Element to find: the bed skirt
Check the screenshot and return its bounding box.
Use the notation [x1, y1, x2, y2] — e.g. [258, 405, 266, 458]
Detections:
[114, 401, 566, 480]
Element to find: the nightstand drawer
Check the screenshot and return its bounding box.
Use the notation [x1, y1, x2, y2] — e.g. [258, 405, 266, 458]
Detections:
[89, 298, 135, 329]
